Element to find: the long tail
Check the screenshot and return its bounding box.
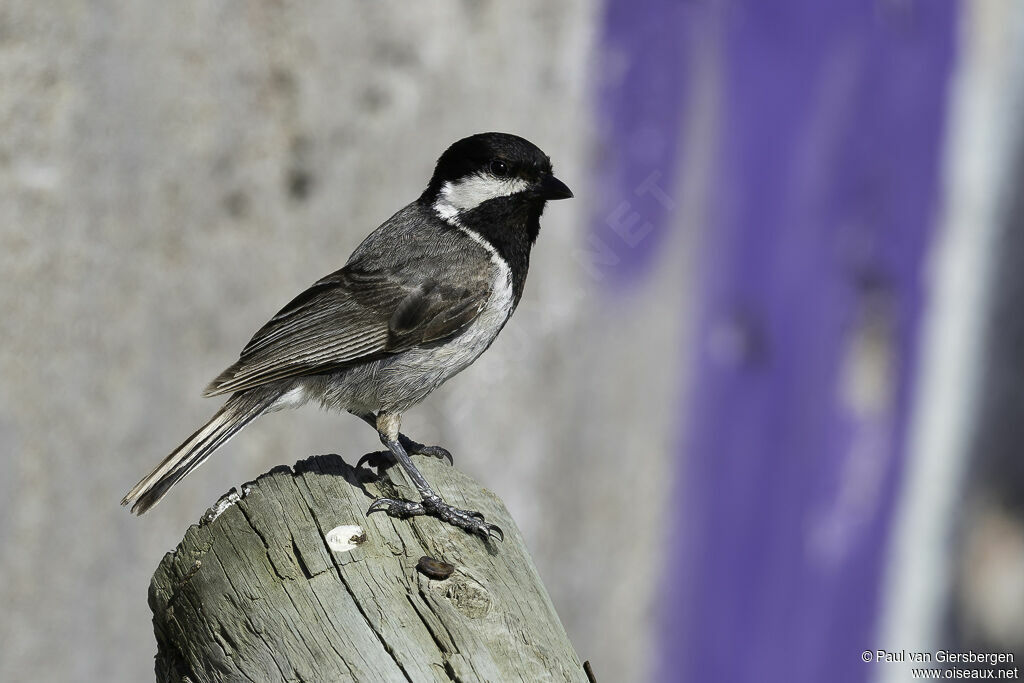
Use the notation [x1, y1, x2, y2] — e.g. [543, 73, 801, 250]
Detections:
[121, 390, 277, 515]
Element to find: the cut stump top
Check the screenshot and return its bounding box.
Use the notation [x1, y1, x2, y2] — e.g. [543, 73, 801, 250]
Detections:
[148, 453, 588, 683]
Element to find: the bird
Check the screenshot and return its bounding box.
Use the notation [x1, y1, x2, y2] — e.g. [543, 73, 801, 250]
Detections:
[121, 132, 573, 540]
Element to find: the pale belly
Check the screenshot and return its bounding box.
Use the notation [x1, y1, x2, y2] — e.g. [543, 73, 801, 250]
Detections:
[313, 323, 504, 415]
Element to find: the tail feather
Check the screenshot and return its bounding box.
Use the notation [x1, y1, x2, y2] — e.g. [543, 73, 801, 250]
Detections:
[121, 391, 275, 515]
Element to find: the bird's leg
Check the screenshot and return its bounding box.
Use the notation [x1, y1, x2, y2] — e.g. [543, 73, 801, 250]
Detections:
[366, 413, 502, 541]
[352, 411, 452, 469]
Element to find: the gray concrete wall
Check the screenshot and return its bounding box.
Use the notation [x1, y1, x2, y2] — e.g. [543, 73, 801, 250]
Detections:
[0, 2, 686, 681]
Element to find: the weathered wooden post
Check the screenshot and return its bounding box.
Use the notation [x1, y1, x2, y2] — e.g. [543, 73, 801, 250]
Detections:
[148, 453, 590, 682]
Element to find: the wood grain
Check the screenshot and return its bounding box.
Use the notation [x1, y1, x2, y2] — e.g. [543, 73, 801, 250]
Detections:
[149, 454, 587, 682]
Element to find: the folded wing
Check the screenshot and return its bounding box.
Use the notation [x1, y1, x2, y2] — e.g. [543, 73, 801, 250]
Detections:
[203, 265, 489, 397]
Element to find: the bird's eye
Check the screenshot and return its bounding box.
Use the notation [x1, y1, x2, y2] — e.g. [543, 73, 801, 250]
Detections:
[489, 160, 510, 177]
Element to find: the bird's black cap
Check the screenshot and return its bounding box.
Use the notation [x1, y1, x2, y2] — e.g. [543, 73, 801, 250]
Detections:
[420, 132, 572, 203]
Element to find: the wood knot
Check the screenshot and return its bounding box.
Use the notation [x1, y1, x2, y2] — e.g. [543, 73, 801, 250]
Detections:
[445, 577, 491, 619]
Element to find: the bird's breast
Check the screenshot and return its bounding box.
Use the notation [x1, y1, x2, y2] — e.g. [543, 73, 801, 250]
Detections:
[378, 254, 515, 401]
[313, 252, 516, 416]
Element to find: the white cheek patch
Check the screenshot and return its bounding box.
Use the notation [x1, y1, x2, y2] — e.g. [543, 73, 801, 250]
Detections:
[433, 173, 531, 221]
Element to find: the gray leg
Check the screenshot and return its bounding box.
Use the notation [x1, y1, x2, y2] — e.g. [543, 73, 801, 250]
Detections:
[351, 411, 452, 468]
[365, 413, 502, 541]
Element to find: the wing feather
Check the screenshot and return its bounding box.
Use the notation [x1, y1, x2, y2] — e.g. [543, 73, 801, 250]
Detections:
[203, 264, 490, 396]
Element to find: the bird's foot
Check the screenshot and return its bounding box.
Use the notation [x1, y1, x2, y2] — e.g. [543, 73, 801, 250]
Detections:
[404, 439, 453, 465]
[356, 436, 453, 470]
[367, 494, 503, 541]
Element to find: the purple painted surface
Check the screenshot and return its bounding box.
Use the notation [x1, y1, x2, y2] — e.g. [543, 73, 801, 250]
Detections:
[590, 2, 957, 682]
[588, 0, 698, 286]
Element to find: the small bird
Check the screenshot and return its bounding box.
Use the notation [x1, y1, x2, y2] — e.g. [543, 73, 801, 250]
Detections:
[122, 132, 572, 539]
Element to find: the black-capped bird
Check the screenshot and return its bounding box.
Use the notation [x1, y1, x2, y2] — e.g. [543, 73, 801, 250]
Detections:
[122, 132, 572, 540]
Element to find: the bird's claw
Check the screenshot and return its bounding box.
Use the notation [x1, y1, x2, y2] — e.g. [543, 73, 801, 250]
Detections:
[366, 497, 424, 518]
[366, 495, 503, 541]
[413, 444, 454, 466]
[356, 440, 453, 471]
[401, 437, 454, 466]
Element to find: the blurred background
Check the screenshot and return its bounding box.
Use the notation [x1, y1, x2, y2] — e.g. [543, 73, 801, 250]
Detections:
[2, 1, 1023, 681]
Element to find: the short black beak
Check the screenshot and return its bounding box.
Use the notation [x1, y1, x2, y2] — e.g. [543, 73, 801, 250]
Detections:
[538, 174, 574, 200]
